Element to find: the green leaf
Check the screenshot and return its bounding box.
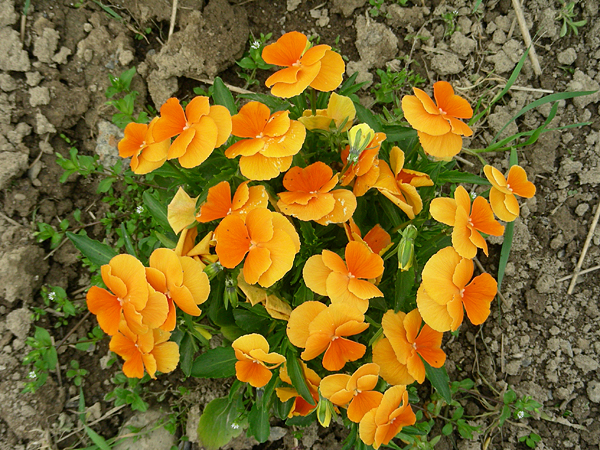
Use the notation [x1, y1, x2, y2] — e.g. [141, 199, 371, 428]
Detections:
[233, 307, 271, 333]
[96, 177, 115, 193]
[285, 352, 315, 406]
[191, 346, 236, 378]
[212, 77, 237, 115]
[247, 403, 270, 443]
[424, 360, 451, 404]
[66, 232, 118, 266]
[238, 93, 290, 112]
[503, 389, 517, 404]
[84, 426, 111, 450]
[436, 170, 490, 185]
[354, 102, 382, 132]
[142, 191, 171, 231]
[394, 267, 416, 313]
[179, 333, 197, 377]
[119, 223, 138, 259]
[197, 397, 244, 450]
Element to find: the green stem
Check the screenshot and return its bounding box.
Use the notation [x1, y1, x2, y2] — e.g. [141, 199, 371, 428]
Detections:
[167, 160, 194, 187]
[310, 88, 317, 116]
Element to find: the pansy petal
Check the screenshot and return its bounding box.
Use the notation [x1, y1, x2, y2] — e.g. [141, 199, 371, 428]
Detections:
[421, 247, 461, 305]
[180, 256, 210, 305]
[185, 96, 210, 124]
[430, 198, 457, 226]
[153, 341, 180, 374]
[348, 278, 383, 300]
[244, 247, 272, 285]
[287, 301, 328, 348]
[170, 284, 202, 316]
[433, 81, 473, 119]
[236, 360, 273, 388]
[323, 337, 366, 371]
[214, 215, 250, 268]
[471, 196, 505, 236]
[239, 153, 292, 180]
[154, 98, 186, 141]
[507, 165, 536, 198]
[260, 120, 306, 157]
[412, 88, 440, 115]
[402, 96, 451, 136]
[225, 138, 265, 158]
[462, 273, 496, 325]
[320, 374, 351, 400]
[452, 206, 477, 259]
[372, 338, 415, 385]
[309, 50, 345, 92]
[86, 286, 121, 336]
[489, 188, 518, 222]
[141, 288, 169, 329]
[197, 181, 232, 223]
[345, 241, 385, 279]
[262, 31, 307, 66]
[167, 127, 195, 160]
[265, 66, 301, 86]
[208, 105, 233, 147]
[232, 101, 271, 138]
[406, 353, 426, 384]
[303, 255, 332, 296]
[263, 111, 291, 137]
[270, 61, 321, 98]
[314, 189, 357, 225]
[417, 130, 463, 160]
[416, 285, 453, 332]
[348, 391, 384, 423]
[178, 117, 218, 168]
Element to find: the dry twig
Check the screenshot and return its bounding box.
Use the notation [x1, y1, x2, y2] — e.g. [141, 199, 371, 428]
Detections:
[168, 0, 178, 40]
[567, 201, 600, 293]
[511, 0, 542, 76]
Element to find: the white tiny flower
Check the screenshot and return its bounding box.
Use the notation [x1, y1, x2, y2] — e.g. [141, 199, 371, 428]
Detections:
[516, 410, 525, 419]
[470, 191, 477, 200]
[29, 371, 36, 379]
[136, 206, 144, 214]
[48, 291, 56, 301]
[231, 422, 240, 430]
[250, 41, 260, 50]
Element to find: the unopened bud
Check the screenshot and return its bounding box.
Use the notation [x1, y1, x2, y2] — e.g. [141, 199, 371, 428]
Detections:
[203, 261, 223, 280]
[347, 124, 375, 163]
[398, 224, 418, 271]
[224, 275, 238, 309]
[194, 325, 212, 341]
[316, 394, 335, 427]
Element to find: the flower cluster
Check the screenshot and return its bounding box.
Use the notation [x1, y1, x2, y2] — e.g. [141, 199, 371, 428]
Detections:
[88, 30, 539, 448]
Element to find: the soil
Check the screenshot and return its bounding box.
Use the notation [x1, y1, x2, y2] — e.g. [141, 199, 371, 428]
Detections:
[0, 0, 599, 449]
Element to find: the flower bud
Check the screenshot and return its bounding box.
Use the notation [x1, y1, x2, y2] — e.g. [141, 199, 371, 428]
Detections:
[398, 224, 418, 271]
[224, 275, 239, 309]
[347, 124, 375, 164]
[316, 394, 335, 427]
[203, 261, 223, 280]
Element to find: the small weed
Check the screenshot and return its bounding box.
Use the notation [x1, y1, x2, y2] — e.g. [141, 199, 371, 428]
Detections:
[105, 373, 150, 412]
[34, 219, 69, 250]
[373, 66, 426, 105]
[519, 432, 542, 448]
[22, 327, 58, 393]
[556, 1, 587, 37]
[236, 33, 274, 89]
[105, 67, 149, 128]
[442, 10, 460, 37]
[66, 360, 89, 386]
[33, 285, 80, 327]
[75, 325, 105, 352]
[368, 0, 390, 18]
[135, 26, 152, 40]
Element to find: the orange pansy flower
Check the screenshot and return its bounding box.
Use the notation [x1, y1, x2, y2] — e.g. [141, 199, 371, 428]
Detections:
[341, 132, 386, 197]
[196, 181, 268, 223]
[214, 208, 300, 287]
[277, 162, 356, 224]
[303, 241, 384, 313]
[402, 81, 473, 160]
[225, 101, 306, 180]
[118, 118, 169, 174]
[344, 219, 392, 256]
[359, 385, 416, 449]
[232, 333, 286, 388]
[262, 31, 345, 98]
[145, 248, 210, 331]
[377, 309, 445, 384]
[374, 147, 433, 219]
[152, 96, 232, 168]
[320, 363, 383, 423]
[276, 361, 321, 417]
[86, 254, 156, 336]
[109, 321, 179, 379]
[483, 165, 536, 222]
[287, 301, 369, 371]
[174, 227, 218, 268]
[417, 246, 497, 332]
[430, 185, 504, 259]
[298, 92, 356, 132]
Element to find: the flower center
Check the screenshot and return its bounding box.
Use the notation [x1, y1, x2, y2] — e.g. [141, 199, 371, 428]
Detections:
[506, 183, 513, 192]
[183, 123, 190, 131]
[255, 132, 264, 139]
[292, 59, 302, 67]
[438, 107, 447, 115]
[139, 141, 146, 148]
[331, 335, 339, 342]
[460, 288, 465, 297]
